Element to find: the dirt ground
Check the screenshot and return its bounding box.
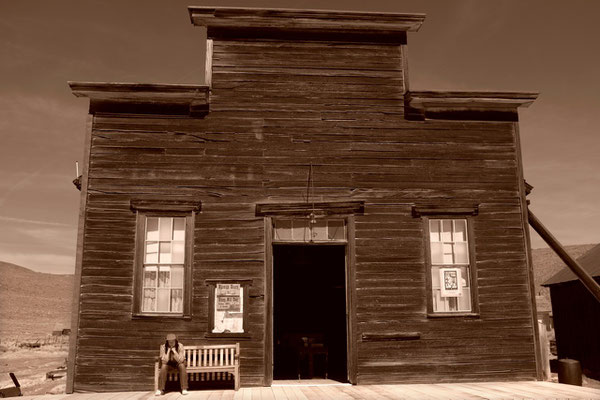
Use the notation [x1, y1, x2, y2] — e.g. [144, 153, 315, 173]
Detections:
[0, 339, 68, 396]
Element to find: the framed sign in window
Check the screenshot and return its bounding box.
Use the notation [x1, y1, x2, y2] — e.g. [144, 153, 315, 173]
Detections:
[439, 268, 463, 298]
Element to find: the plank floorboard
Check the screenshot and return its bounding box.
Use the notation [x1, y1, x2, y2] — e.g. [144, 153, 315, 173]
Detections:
[415, 383, 474, 400]
[270, 386, 288, 400]
[472, 382, 535, 399]
[528, 382, 598, 398]
[358, 384, 399, 399]
[509, 382, 566, 398]
[483, 382, 558, 399]
[536, 381, 600, 396]
[278, 386, 299, 400]
[445, 383, 506, 400]
[378, 384, 436, 400]
[297, 385, 321, 400]
[17, 382, 600, 400]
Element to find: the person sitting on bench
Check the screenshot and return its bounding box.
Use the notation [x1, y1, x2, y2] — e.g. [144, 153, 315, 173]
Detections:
[155, 333, 188, 396]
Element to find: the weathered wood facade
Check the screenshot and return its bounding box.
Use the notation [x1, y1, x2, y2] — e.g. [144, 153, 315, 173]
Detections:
[67, 7, 540, 393]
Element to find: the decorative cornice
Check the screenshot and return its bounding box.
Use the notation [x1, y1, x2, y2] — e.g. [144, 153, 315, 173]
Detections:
[405, 91, 538, 121]
[412, 205, 479, 218]
[362, 332, 421, 341]
[68, 82, 210, 116]
[256, 201, 365, 216]
[189, 7, 426, 43]
[130, 199, 202, 213]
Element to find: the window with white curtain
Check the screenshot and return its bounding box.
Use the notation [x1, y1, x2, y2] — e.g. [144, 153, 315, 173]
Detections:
[139, 216, 188, 314]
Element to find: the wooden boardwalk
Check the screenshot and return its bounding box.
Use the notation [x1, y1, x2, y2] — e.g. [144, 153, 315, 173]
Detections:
[18, 381, 600, 400]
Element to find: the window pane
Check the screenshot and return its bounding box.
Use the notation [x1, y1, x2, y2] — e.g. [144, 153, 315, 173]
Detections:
[459, 288, 472, 311]
[460, 266, 470, 287]
[274, 220, 292, 241]
[441, 220, 452, 242]
[143, 267, 157, 288]
[292, 219, 309, 241]
[146, 218, 159, 241]
[432, 289, 445, 312]
[171, 289, 183, 312]
[454, 220, 467, 242]
[157, 289, 170, 312]
[159, 218, 172, 241]
[143, 288, 156, 312]
[173, 218, 186, 240]
[311, 220, 327, 241]
[447, 297, 458, 312]
[431, 266, 440, 288]
[429, 220, 440, 242]
[171, 266, 184, 288]
[454, 242, 469, 264]
[145, 242, 159, 264]
[430, 242, 444, 264]
[158, 268, 171, 288]
[328, 220, 345, 240]
[159, 242, 172, 264]
[443, 243, 453, 264]
[172, 241, 185, 263]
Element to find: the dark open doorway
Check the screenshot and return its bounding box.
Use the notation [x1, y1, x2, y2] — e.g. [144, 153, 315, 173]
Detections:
[273, 244, 348, 382]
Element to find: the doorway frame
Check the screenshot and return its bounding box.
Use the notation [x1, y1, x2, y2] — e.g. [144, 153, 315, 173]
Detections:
[263, 215, 357, 386]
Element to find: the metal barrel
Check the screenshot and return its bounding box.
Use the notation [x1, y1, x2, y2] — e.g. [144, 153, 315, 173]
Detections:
[557, 359, 582, 386]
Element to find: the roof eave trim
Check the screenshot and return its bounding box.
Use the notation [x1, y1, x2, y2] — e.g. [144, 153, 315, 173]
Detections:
[69, 82, 209, 100]
[188, 6, 426, 40]
[405, 90, 539, 121]
[68, 82, 210, 117]
[407, 91, 539, 110]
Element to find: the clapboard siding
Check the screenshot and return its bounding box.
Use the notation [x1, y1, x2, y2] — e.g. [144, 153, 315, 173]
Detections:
[72, 34, 537, 391]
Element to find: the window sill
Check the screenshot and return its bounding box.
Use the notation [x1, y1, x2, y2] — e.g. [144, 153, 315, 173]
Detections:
[205, 332, 252, 340]
[132, 313, 192, 320]
[427, 313, 480, 319]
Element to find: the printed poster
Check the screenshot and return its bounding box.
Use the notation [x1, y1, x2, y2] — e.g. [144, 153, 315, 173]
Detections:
[216, 283, 241, 312]
[213, 283, 244, 333]
[439, 268, 463, 297]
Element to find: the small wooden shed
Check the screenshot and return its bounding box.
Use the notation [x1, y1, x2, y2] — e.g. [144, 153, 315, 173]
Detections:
[67, 7, 542, 393]
[543, 243, 600, 379]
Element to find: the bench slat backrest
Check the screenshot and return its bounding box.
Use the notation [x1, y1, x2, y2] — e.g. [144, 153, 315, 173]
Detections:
[184, 344, 239, 368]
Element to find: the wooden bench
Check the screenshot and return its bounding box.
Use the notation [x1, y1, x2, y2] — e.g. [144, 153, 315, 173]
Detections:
[154, 344, 240, 391]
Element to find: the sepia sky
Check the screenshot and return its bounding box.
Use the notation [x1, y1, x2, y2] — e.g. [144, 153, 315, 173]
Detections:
[1, 0, 599, 274]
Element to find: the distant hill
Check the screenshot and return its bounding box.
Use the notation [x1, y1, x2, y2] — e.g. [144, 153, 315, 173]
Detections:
[0, 261, 73, 339]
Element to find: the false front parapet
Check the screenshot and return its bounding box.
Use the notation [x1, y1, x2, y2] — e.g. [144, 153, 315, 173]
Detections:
[189, 7, 426, 43]
[68, 82, 210, 117]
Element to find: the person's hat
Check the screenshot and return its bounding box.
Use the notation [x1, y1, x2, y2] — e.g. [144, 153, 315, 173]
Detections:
[166, 333, 177, 341]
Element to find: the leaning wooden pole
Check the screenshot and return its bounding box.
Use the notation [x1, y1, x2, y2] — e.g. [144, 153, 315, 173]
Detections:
[528, 208, 600, 303]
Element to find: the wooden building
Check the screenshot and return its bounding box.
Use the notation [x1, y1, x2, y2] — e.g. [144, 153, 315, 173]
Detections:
[543, 243, 600, 380]
[67, 7, 542, 393]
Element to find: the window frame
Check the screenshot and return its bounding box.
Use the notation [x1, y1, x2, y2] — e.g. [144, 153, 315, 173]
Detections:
[423, 215, 480, 318]
[271, 217, 348, 244]
[205, 279, 252, 339]
[132, 210, 194, 319]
